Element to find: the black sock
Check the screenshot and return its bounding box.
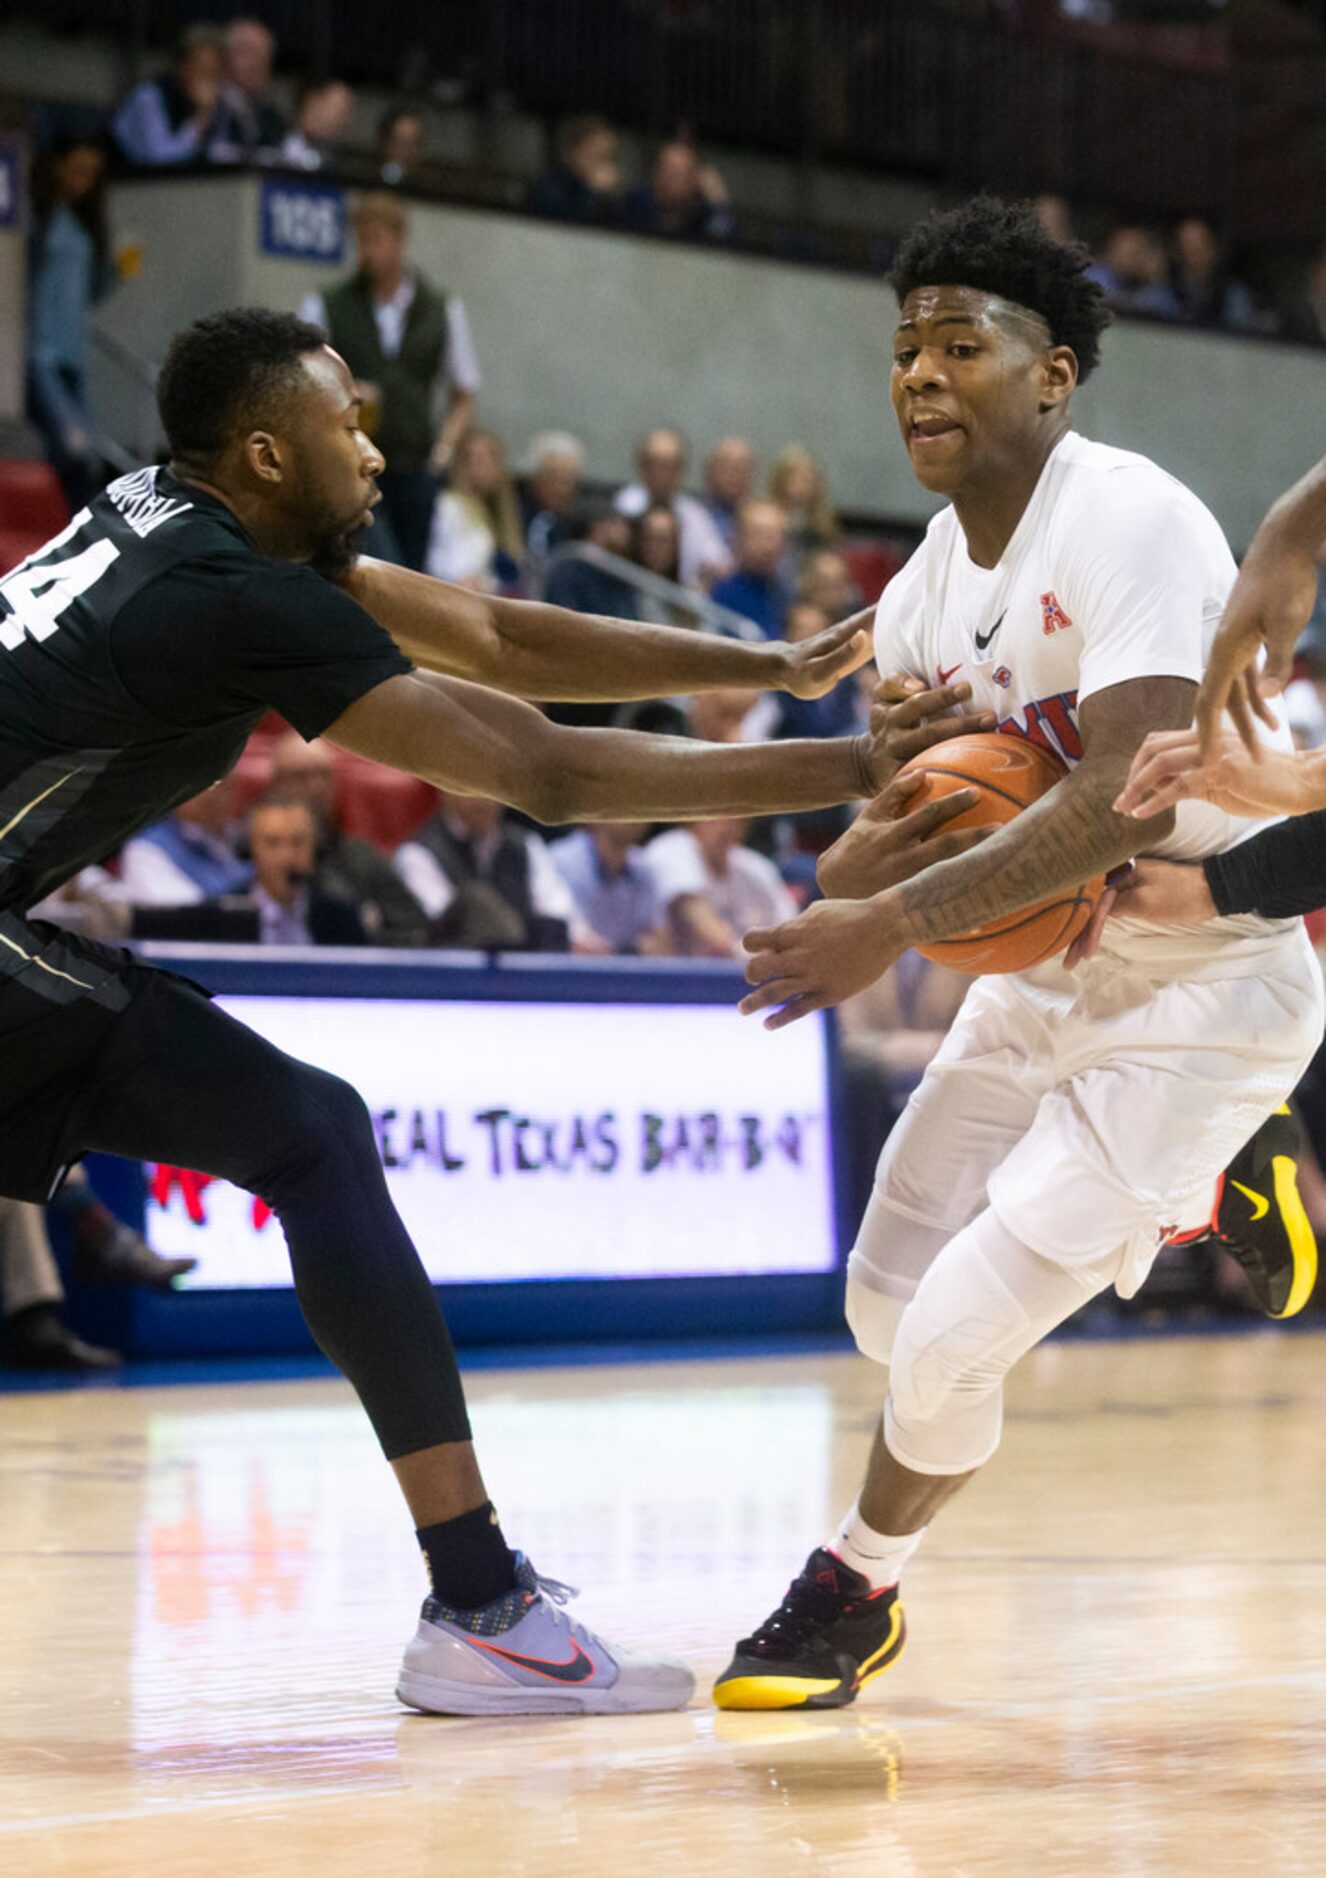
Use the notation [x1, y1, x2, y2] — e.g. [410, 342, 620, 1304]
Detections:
[416, 1502, 519, 1610]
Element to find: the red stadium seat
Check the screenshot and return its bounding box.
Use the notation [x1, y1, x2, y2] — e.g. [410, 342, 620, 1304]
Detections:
[0, 458, 69, 539]
[840, 538, 906, 606]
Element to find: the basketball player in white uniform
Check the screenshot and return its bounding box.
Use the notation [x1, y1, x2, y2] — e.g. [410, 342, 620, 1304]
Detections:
[714, 197, 1325, 1711]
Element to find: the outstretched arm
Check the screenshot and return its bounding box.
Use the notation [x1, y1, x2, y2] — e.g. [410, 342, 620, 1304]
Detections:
[1198, 455, 1326, 756]
[325, 669, 876, 825]
[739, 675, 1194, 1027]
[339, 557, 872, 703]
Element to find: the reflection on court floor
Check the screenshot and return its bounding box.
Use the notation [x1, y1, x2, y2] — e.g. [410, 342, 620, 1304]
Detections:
[4, 1337, 1326, 1875]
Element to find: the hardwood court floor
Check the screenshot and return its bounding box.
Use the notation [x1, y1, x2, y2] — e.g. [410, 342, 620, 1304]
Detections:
[4, 1332, 1326, 1877]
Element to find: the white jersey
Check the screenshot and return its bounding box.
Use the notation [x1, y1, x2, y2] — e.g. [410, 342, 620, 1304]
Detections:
[873, 430, 1294, 967]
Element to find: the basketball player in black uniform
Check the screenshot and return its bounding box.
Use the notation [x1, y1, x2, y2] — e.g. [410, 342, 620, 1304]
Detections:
[0, 307, 989, 1717]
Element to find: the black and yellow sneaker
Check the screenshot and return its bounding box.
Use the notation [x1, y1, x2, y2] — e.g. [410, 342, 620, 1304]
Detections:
[1173, 1107, 1317, 1320]
[712, 1548, 905, 1711]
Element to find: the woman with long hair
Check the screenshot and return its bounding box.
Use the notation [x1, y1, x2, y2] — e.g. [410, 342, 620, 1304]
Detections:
[768, 443, 840, 559]
[424, 429, 525, 591]
[26, 134, 120, 512]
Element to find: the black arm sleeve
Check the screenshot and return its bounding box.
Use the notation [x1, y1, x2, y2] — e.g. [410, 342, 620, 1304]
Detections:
[1203, 811, 1326, 919]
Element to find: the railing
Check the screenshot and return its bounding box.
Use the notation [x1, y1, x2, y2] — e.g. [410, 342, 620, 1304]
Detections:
[15, 0, 1240, 222]
[538, 543, 766, 641]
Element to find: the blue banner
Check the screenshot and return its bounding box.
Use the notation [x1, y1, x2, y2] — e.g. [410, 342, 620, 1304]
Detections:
[259, 177, 345, 263]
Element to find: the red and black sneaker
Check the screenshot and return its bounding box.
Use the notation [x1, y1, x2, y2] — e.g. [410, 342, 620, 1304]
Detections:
[712, 1547, 905, 1711]
[1167, 1106, 1317, 1320]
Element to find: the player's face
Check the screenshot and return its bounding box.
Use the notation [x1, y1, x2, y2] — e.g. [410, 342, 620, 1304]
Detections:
[287, 348, 384, 571]
[891, 287, 1064, 498]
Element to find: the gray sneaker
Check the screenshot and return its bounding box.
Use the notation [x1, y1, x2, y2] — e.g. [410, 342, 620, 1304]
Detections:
[396, 1555, 694, 1716]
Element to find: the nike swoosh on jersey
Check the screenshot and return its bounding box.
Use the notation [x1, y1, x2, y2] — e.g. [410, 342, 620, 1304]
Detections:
[974, 611, 1006, 653]
[467, 1636, 598, 1683]
[1229, 1179, 1270, 1223]
[937, 663, 962, 684]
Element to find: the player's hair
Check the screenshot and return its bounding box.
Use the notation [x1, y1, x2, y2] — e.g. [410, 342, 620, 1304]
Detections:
[891, 195, 1111, 383]
[157, 307, 328, 462]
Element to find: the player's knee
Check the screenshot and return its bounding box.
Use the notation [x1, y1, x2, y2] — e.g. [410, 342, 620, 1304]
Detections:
[269, 1064, 376, 1182]
[888, 1260, 1027, 1430]
[844, 1262, 908, 1367]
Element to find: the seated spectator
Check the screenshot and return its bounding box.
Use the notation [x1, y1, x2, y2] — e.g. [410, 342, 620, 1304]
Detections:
[544, 498, 639, 619]
[377, 106, 425, 186]
[1032, 194, 1075, 246]
[631, 502, 691, 624]
[645, 819, 797, 958]
[1169, 217, 1269, 334]
[623, 139, 734, 243]
[120, 778, 247, 905]
[396, 794, 600, 950]
[424, 429, 524, 590]
[112, 25, 226, 168]
[769, 445, 840, 560]
[710, 500, 793, 639]
[702, 437, 756, 553]
[281, 78, 355, 172]
[1087, 225, 1180, 320]
[798, 547, 862, 623]
[1282, 244, 1326, 346]
[213, 16, 286, 161]
[550, 824, 667, 953]
[688, 684, 779, 744]
[776, 601, 864, 739]
[615, 427, 731, 587]
[526, 116, 622, 226]
[519, 431, 586, 573]
[267, 732, 429, 945]
[25, 134, 119, 513]
[246, 788, 367, 945]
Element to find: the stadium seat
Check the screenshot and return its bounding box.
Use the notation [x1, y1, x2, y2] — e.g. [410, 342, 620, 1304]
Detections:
[841, 538, 906, 606]
[0, 458, 70, 539]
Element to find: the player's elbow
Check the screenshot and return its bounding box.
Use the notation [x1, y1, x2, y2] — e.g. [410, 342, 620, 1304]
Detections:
[511, 723, 576, 827]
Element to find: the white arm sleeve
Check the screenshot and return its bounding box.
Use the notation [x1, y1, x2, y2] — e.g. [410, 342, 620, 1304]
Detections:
[1057, 476, 1215, 705]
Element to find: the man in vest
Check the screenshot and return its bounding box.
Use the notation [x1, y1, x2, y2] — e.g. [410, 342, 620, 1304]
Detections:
[301, 193, 480, 570]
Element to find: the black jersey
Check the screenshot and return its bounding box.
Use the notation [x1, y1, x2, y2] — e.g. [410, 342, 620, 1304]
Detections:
[0, 465, 410, 913]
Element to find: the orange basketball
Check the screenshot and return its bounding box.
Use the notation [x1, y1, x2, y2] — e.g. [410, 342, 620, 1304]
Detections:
[896, 732, 1104, 975]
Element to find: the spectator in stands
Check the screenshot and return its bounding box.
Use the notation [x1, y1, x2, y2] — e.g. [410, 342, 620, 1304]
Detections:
[687, 683, 780, 747]
[526, 116, 622, 226]
[623, 139, 734, 242]
[112, 25, 226, 168]
[120, 777, 247, 905]
[246, 789, 367, 946]
[1170, 217, 1267, 334]
[702, 437, 756, 553]
[267, 732, 429, 946]
[798, 546, 862, 623]
[1033, 194, 1075, 246]
[632, 503, 694, 625]
[710, 499, 793, 638]
[543, 497, 638, 619]
[550, 824, 666, 954]
[1087, 224, 1180, 320]
[214, 16, 286, 161]
[301, 192, 480, 569]
[519, 431, 585, 573]
[25, 134, 118, 512]
[1281, 244, 1326, 346]
[395, 793, 599, 951]
[281, 78, 355, 172]
[425, 428, 524, 590]
[775, 600, 863, 739]
[645, 818, 797, 958]
[768, 444, 840, 561]
[377, 106, 426, 186]
[614, 427, 731, 587]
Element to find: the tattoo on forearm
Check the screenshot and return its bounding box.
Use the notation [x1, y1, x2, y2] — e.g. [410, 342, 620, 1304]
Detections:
[899, 759, 1154, 942]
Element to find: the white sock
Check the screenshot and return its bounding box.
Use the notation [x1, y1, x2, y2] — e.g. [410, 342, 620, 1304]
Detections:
[829, 1502, 926, 1592]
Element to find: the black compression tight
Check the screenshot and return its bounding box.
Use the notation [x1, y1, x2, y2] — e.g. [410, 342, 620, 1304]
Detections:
[76, 969, 470, 1459]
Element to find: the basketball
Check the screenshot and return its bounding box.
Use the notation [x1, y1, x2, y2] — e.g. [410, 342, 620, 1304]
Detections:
[895, 733, 1104, 974]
